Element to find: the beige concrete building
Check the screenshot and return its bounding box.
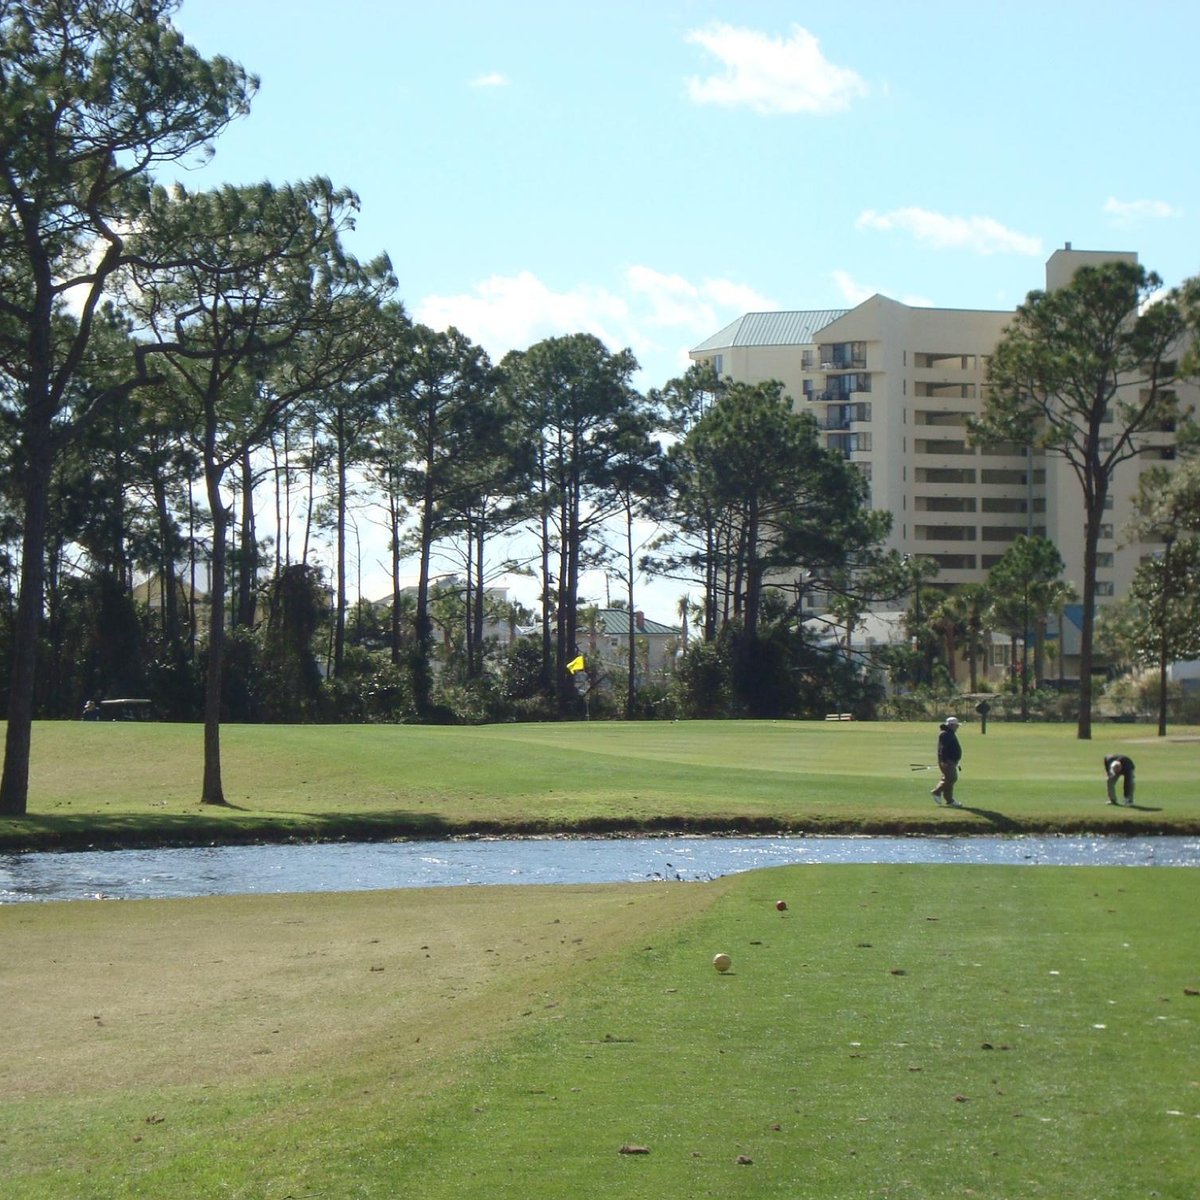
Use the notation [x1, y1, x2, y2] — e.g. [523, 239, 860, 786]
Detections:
[690, 247, 1195, 610]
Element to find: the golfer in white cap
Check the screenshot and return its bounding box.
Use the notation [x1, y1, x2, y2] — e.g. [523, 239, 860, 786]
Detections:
[930, 716, 963, 806]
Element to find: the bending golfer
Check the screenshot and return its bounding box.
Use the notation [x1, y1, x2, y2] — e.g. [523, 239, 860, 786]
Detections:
[931, 716, 963, 807]
[1104, 754, 1135, 806]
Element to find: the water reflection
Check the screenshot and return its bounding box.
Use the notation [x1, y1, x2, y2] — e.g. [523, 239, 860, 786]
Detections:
[2, 835, 1198, 904]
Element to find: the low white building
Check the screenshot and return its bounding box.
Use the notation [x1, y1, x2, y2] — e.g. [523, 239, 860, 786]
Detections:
[584, 608, 682, 681]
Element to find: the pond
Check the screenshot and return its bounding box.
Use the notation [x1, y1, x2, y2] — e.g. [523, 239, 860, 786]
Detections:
[2, 834, 1198, 903]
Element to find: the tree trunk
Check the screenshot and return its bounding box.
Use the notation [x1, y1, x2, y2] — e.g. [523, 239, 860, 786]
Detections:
[201, 454, 229, 806]
[153, 472, 182, 655]
[236, 448, 257, 629]
[539, 499, 553, 692]
[625, 504, 636, 719]
[1076, 502, 1102, 740]
[333, 406, 348, 677]
[389, 483, 403, 666]
[471, 519, 487, 679]
[413, 473, 436, 717]
[1157, 538, 1173, 738]
[0, 435, 53, 815]
[743, 498, 761, 640]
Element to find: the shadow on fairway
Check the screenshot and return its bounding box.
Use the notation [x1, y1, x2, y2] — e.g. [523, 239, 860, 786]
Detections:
[952, 805, 1022, 831]
[0, 808, 456, 853]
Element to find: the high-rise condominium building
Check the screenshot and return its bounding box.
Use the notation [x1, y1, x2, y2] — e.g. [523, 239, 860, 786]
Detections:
[689, 247, 1194, 605]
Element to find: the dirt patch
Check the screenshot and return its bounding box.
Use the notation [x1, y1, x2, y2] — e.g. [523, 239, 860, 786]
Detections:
[0, 881, 728, 1100]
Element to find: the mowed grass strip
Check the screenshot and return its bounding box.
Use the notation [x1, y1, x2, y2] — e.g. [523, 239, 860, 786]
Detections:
[1, 865, 1197, 1198]
[4, 719, 1199, 849]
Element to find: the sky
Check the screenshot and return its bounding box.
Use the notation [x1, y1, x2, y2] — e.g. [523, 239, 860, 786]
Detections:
[166, 0, 1200, 619]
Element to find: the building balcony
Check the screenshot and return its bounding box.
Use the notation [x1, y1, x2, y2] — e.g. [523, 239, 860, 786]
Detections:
[818, 343, 868, 371]
[913, 352, 980, 372]
[914, 467, 977, 485]
[913, 439, 974, 456]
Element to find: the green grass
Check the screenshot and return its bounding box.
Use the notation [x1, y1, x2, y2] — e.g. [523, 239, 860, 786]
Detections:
[2, 866, 1197, 1198]
[2, 718, 1198, 850]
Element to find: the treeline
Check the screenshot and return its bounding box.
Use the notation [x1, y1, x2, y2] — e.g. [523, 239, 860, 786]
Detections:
[0, 2, 899, 813]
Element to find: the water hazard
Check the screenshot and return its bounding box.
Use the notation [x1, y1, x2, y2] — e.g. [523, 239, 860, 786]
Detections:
[2, 834, 1198, 903]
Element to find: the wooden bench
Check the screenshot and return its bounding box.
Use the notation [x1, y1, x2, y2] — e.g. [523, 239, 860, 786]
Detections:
[824, 712, 853, 721]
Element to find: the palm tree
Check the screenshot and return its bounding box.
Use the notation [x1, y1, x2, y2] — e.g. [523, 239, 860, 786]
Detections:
[928, 591, 967, 686]
[955, 583, 991, 694]
[676, 593, 692, 649]
[500, 599, 536, 646]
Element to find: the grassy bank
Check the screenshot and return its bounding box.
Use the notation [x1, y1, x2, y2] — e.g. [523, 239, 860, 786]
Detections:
[2, 719, 1198, 850]
[2, 865, 1197, 1197]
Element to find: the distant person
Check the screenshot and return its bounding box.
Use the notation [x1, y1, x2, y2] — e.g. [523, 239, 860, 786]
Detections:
[82, 699, 100, 721]
[931, 716, 963, 807]
[975, 698, 991, 735]
[1104, 754, 1135, 806]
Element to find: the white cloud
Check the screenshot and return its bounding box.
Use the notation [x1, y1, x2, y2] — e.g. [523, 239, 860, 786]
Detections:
[470, 72, 510, 88]
[626, 265, 777, 330]
[831, 269, 875, 307]
[832, 269, 933, 309]
[1103, 196, 1182, 225]
[416, 271, 631, 361]
[415, 267, 774, 386]
[685, 23, 869, 115]
[856, 207, 1042, 256]
[700, 276, 779, 314]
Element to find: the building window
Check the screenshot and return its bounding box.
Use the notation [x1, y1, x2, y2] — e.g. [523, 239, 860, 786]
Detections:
[990, 643, 1011, 667]
[1099, 524, 1113, 540]
[1095, 581, 1115, 597]
[1096, 552, 1113, 568]
[713, 354, 723, 375]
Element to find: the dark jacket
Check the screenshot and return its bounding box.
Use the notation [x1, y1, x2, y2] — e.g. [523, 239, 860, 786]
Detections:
[1104, 754, 1134, 779]
[937, 728, 962, 764]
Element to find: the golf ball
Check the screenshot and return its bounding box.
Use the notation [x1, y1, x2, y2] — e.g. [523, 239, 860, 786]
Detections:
[713, 952, 732, 973]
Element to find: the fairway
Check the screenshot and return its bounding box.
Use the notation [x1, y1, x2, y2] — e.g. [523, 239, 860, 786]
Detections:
[3, 719, 1198, 851]
[2, 865, 1197, 1198]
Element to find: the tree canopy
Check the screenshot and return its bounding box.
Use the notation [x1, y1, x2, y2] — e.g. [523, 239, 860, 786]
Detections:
[971, 260, 1187, 739]
[0, 0, 257, 814]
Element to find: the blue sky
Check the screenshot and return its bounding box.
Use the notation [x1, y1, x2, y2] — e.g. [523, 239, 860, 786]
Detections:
[167, 0, 1200, 614]
[171, 0, 1199, 391]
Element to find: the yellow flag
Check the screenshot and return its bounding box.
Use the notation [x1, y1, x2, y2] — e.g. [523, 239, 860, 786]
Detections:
[566, 655, 585, 674]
